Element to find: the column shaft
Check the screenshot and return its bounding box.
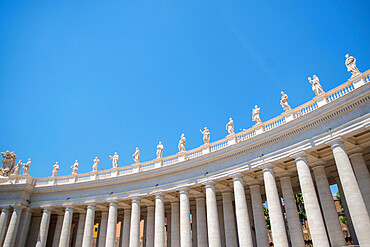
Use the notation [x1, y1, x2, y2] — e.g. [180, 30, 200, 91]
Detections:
[205, 183, 221, 247]
[146, 206, 155, 247]
[170, 202, 180, 247]
[180, 188, 192, 247]
[98, 211, 109, 247]
[154, 194, 165, 247]
[263, 167, 289, 247]
[191, 208, 197, 247]
[59, 207, 74, 247]
[121, 209, 131, 247]
[313, 166, 346, 246]
[129, 199, 141, 247]
[250, 185, 270, 247]
[106, 202, 118, 247]
[82, 204, 96, 247]
[0, 207, 10, 245]
[222, 192, 238, 247]
[331, 141, 370, 246]
[3, 207, 23, 247]
[75, 213, 86, 247]
[195, 198, 208, 247]
[36, 208, 51, 247]
[15, 207, 32, 247]
[166, 211, 171, 247]
[52, 215, 64, 247]
[233, 175, 253, 247]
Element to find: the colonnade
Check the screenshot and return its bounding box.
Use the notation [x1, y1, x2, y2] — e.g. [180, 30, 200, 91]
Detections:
[0, 138, 369, 247]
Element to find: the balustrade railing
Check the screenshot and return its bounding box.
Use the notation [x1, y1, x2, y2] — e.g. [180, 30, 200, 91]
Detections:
[31, 70, 369, 187]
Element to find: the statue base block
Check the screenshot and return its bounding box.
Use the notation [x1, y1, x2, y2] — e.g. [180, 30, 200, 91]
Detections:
[155, 159, 163, 168]
[69, 175, 78, 183]
[254, 123, 265, 135]
[90, 171, 99, 180]
[49, 178, 57, 185]
[111, 168, 119, 177]
[201, 144, 211, 154]
[226, 134, 237, 146]
[314, 94, 328, 108]
[283, 110, 295, 123]
[132, 164, 141, 173]
[351, 75, 365, 89]
[178, 152, 187, 162]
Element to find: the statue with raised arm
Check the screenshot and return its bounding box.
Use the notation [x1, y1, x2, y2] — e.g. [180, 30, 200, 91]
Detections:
[0, 151, 17, 177]
[71, 160, 79, 175]
[252, 105, 262, 124]
[156, 142, 164, 159]
[178, 134, 186, 152]
[280, 91, 291, 111]
[226, 118, 235, 135]
[200, 127, 210, 144]
[13, 160, 22, 175]
[92, 157, 99, 172]
[52, 162, 59, 177]
[23, 158, 31, 175]
[345, 54, 361, 78]
[110, 152, 119, 168]
[133, 148, 141, 164]
[308, 75, 324, 96]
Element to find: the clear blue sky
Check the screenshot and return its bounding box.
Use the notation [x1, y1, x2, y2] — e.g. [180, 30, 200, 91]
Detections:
[1, 1, 369, 179]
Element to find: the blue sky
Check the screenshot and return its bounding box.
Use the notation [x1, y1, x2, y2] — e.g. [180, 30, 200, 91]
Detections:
[1, 1, 369, 180]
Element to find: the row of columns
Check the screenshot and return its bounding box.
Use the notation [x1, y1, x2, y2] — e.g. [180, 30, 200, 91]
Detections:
[0, 138, 369, 246]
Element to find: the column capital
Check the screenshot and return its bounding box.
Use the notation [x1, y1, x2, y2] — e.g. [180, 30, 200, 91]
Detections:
[260, 162, 275, 171]
[290, 151, 308, 161]
[231, 173, 244, 181]
[348, 150, 364, 159]
[1, 207, 10, 212]
[310, 160, 326, 170]
[249, 183, 262, 189]
[154, 192, 165, 198]
[64, 205, 74, 211]
[178, 187, 189, 193]
[325, 136, 345, 148]
[107, 201, 118, 206]
[204, 181, 216, 188]
[195, 196, 206, 202]
[131, 197, 141, 204]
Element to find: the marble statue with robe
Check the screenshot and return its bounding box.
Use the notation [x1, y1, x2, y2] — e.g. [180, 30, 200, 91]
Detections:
[71, 160, 79, 175]
[178, 134, 186, 152]
[156, 142, 164, 159]
[226, 118, 235, 135]
[133, 148, 141, 164]
[280, 91, 291, 111]
[13, 160, 22, 176]
[345, 54, 361, 78]
[252, 105, 262, 124]
[200, 127, 210, 144]
[93, 157, 99, 172]
[110, 152, 119, 168]
[308, 75, 325, 96]
[52, 162, 59, 177]
[23, 158, 31, 175]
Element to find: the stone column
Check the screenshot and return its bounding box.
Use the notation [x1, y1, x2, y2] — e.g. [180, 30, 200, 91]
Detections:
[154, 194, 165, 247]
[249, 184, 270, 247]
[106, 202, 118, 247]
[279, 176, 305, 247]
[190, 207, 197, 247]
[170, 202, 180, 247]
[262, 166, 289, 247]
[221, 192, 238, 247]
[313, 165, 346, 246]
[146, 206, 155, 247]
[75, 213, 86, 247]
[82, 204, 96, 247]
[36, 208, 51, 247]
[179, 188, 192, 247]
[52, 214, 64, 247]
[3, 206, 23, 247]
[129, 198, 141, 247]
[217, 203, 226, 247]
[59, 206, 74, 247]
[349, 152, 370, 214]
[205, 182, 221, 247]
[98, 211, 109, 247]
[166, 211, 171, 247]
[0, 207, 10, 245]
[195, 197, 208, 247]
[293, 155, 330, 247]
[232, 174, 253, 247]
[121, 209, 131, 247]
[330, 139, 370, 246]
[15, 207, 32, 247]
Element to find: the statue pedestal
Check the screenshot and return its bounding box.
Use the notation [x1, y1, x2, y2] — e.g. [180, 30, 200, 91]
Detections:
[90, 171, 99, 180]
[226, 134, 237, 146]
[49, 177, 57, 185]
[283, 110, 295, 123]
[132, 164, 141, 173]
[69, 175, 78, 183]
[201, 144, 211, 154]
[111, 168, 119, 177]
[155, 159, 163, 168]
[350, 74, 365, 89]
[254, 123, 265, 135]
[178, 151, 187, 162]
[314, 94, 328, 108]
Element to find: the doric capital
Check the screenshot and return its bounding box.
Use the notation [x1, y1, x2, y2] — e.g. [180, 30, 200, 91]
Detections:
[230, 172, 243, 181]
[178, 187, 189, 193]
[325, 136, 345, 149]
[290, 151, 308, 161]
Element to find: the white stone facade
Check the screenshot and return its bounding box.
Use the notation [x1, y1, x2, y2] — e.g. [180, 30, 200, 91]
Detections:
[1, 69, 370, 247]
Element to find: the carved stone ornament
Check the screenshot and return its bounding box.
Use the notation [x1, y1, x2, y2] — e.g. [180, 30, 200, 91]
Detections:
[0, 151, 17, 177]
[308, 75, 325, 96]
[110, 152, 119, 168]
[23, 158, 31, 175]
[252, 105, 262, 124]
[156, 142, 164, 159]
[345, 54, 361, 78]
[226, 118, 235, 135]
[71, 160, 79, 175]
[178, 134, 186, 152]
[133, 147, 140, 164]
[280, 91, 291, 112]
[92, 157, 100, 172]
[200, 127, 210, 144]
[52, 162, 59, 177]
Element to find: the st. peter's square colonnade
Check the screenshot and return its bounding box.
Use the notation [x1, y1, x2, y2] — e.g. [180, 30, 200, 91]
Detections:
[0, 55, 370, 247]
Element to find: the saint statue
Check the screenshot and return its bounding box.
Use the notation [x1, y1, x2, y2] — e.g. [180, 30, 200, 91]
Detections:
[23, 158, 31, 175]
[52, 162, 59, 177]
[308, 75, 324, 96]
[178, 134, 186, 152]
[110, 152, 119, 168]
[71, 160, 79, 175]
[345, 54, 361, 78]
[13, 160, 22, 176]
[252, 105, 262, 124]
[133, 148, 141, 164]
[280, 91, 291, 112]
[226, 118, 235, 135]
[0, 151, 17, 177]
[156, 142, 164, 159]
[92, 157, 99, 172]
[200, 127, 210, 144]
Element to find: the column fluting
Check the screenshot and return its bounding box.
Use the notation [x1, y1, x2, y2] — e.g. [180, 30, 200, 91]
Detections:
[154, 194, 165, 247]
[129, 198, 141, 247]
[59, 206, 74, 247]
[36, 208, 51, 247]
[3, 206, 23, 247]
[82, 204, 96, 247]
[222, 192, 238, 247]
[106, 202, 118, 247]
[179, 188, 192, 247]
[170, 202, 180, 247]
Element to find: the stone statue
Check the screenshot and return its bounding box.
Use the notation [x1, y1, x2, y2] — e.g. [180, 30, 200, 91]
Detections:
[52, 162, 59, 177]
[156, 142, 164, 159]
[133, 148, 140, 164]
[178, 134, 186, 152]
[13, 160, 22, 176]
[71, 160, 79, 175]
[23, 158, 31, 175]
[308, 75, 325, 96]
[252, 105, 262, 124]
[0, 151, 17, 177]
[110, 152, 119, 168]
[92, 157, 99, 172]
[280, 91, 291, 111]
[226, 118, 235, 135]
[200, 127, 210, 144]
[345, 54, 361, 78]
